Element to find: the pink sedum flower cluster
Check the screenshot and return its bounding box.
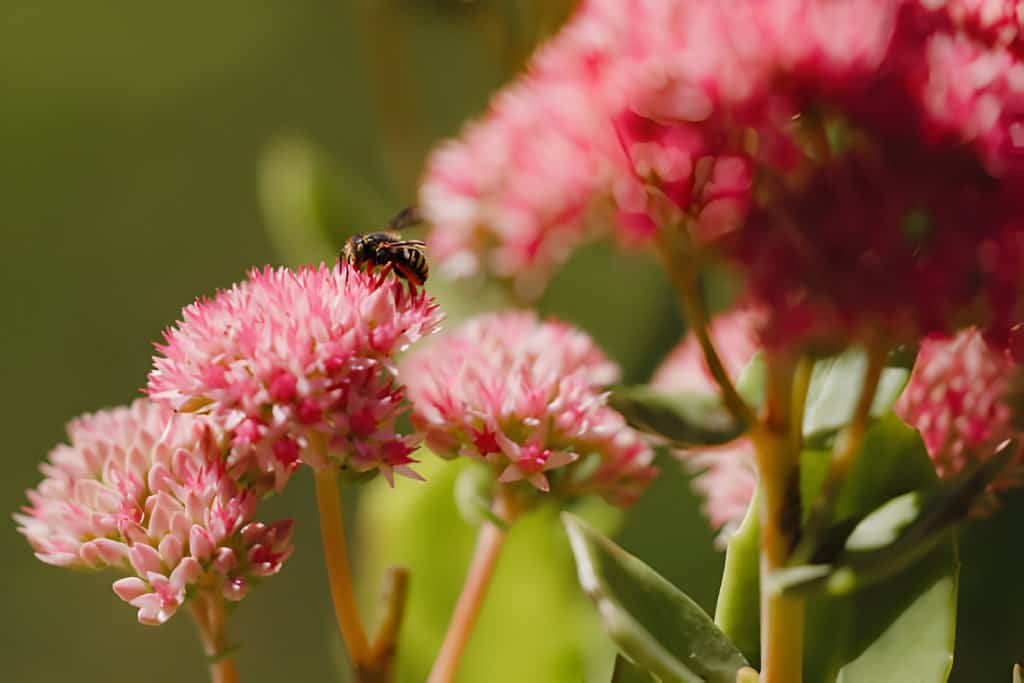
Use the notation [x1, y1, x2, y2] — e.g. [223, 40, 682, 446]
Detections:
[148, 264, 442, 490]
[652, 311, 760, 545]
[421, 0, 1024, 347]
[896, 327, 1023, 482]
[401, 311, 657, 506]
[16, 400, 293, 625]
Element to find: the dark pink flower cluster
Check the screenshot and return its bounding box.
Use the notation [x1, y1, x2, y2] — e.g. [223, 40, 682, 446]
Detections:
[401, 311, 657, 506]
[652, 311, 760, 545]
[148, 264, 442, 490]
[896, 327, 1023, 482]
[421, 0, 1024, 347]
[16, 400, 293, 625]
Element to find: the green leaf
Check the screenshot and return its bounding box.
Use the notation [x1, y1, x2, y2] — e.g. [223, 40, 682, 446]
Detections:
[714, 488, 761, 665]
[564, 513, 749, 683]
[453, 463, 508, 530]
[801, 418, 958, 683]
[731, 349, 910, 444]
[358, 458, 614, 682]
[778, 440, 1016, 597]
[611, 655, 655, 683]
[609, 387, 745, 448]
[713, 415, 959, 682]
[830, 540, 957, 683]
[801, 350, 910, 445]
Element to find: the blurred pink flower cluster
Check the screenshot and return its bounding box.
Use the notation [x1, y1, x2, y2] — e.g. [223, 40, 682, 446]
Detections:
[149, 264, 442, 489]
[652, 311, 760, 545]
[421, 0, 1024, 348]
[402, 311, 657, 506]
[16, 400, 293, 625]
[897, 327, 1023, 483]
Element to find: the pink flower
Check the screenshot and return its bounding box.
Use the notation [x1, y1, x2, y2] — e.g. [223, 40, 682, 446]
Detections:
[896, 327, 1023, 482]
[16, 400, 294, 625]
[148, 264, 442, 490]
[401, 311, 657, 506]
[652, 311, 760, 545]
[421, 0, 1024, 347]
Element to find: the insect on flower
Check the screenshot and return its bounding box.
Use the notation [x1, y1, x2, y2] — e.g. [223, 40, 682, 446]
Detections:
[341, 206, 429, 286]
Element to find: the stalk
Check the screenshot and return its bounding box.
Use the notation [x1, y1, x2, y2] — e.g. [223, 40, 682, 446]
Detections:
[189, 581, 240, 683]
[314, 465, 372, 673]
[654, 229, 755, 426]
[427, 491, 516, 683]
[751, 353, 804, 683]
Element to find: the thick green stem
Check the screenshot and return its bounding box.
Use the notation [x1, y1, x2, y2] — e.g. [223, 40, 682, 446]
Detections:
[752, 354, 804, 683]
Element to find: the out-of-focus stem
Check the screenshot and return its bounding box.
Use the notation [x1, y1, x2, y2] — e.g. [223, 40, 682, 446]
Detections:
[314, 466, 372, 672]
[789, 358, 813, 453]
[752, 353, 804, 683]
[655, 230, 755, 426]
[369, 566, 411, 681]
[428, 491, 516, 683]
[189, 581, 240, 683]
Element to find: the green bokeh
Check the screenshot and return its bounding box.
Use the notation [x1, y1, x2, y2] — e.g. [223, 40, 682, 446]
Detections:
[3, 2, 1023, 682]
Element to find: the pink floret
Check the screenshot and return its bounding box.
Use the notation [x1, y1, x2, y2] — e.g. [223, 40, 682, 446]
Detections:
[402, 311, 656, 506]
[148, 263, 442, 490]
[15, 400, 294, 625]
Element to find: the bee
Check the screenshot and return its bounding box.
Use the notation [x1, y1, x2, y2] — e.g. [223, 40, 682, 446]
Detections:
[340, 207, 429, 286]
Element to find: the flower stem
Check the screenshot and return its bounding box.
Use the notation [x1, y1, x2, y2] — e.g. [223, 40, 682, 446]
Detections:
[752, 353, 804, 683]
[189, 582, 240, 683]
[314, 467, 372, 673]
[428, 491, 515, 683]
[655, 229, 755, 426]
[369, 566, 411, 682]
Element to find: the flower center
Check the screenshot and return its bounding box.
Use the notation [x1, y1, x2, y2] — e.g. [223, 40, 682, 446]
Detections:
[518, 444, 551, 473]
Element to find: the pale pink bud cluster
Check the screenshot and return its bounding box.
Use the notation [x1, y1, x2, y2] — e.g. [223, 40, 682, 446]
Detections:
[148, 264, 442, 489]
[401, 311, 657, 506]
[652, 311, 760, 545]
[896, 327, 1023, 482]
[16, 400, 294, 625]
[421, 0, 1024, 347]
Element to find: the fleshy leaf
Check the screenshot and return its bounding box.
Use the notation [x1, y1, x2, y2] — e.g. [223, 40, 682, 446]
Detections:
[731, 349, 909, 444]
[564, 513, 749, 683]
[609, 387, 746, 448]
[801, 418, 958, 683]
[776, 440, 1015, 597]
[611, 655, 655, 683]
[713, 415, 958, 682]
[714, 488, 761, 665]
[453, 463, 508, 530]
[801, 349, 909, 445]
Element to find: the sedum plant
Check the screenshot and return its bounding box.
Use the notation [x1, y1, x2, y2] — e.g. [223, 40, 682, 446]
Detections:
[17, 1, 1024, 682]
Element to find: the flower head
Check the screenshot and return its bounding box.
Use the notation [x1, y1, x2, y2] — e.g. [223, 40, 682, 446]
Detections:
[148, 264, 442, 490]
[16, 400, 294, 625]
[421, 0, 1024, 347]
[896, 327, 1023, 482]
[652, 311, 760, 545]
[401, 311, 656, 506]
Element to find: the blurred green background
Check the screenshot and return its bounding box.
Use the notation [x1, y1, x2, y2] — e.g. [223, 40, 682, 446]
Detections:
[2, 1, 1022, 681]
